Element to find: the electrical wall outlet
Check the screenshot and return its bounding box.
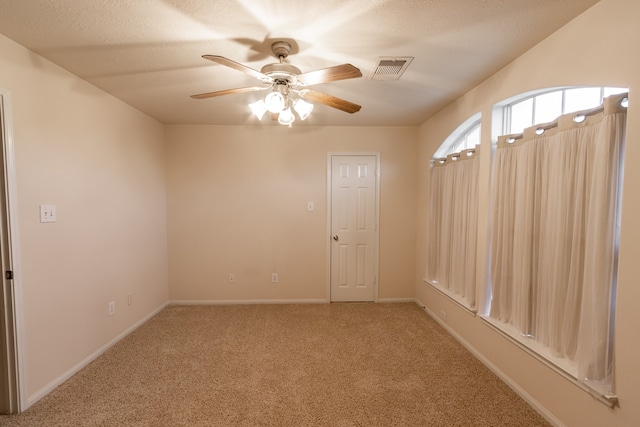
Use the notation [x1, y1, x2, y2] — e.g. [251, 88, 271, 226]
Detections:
[128, 293, 133, 306]
[228, 273, 235, 283]
[440, 310, 447, 322]
[40, 204, 57, 223]
[108, 301, 115, 316]
[271, 273, 278, 283]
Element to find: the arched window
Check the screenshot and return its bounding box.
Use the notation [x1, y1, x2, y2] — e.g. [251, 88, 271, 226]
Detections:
[503, 86, 627, 135]
[432, 113, 481, 159]
[425, 114, 481, 311]
[486, 87, 629, 401]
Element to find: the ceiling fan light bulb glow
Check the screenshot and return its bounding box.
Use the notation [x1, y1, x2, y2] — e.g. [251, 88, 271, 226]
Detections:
[265, 92, 285, 113]
[294, 99, 314, 120]
[278, 107, 295, 126]
[249, 100, 267, 120]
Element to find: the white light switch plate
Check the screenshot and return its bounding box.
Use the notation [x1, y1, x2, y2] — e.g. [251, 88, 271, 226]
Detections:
[40, 205, 56, 223]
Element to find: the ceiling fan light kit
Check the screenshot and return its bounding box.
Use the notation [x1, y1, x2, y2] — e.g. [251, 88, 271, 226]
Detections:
[294, 99, 314, 120]
[265, 91, 286, 113]
[278, 106, 296, 126]
[192, 41, 362, 126]
[248, 99, 268, 120]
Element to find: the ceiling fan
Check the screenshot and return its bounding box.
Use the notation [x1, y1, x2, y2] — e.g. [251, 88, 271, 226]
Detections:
[191, 41, 363, 125]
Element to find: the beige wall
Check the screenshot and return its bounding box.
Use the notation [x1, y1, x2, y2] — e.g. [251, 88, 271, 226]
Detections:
[0, 27, 417, 409]
[2, 0, 637, 423]
[416, 0, 640, 426]
[0, 35, 169, 404]
[165, 125, 417, 303]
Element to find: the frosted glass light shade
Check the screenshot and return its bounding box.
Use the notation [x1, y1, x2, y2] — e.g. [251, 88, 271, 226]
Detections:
[249, 100, 267, 120]
[278, 107, 295, 126]
[294, 99, 314, 120]
[265, 92, 285, 113]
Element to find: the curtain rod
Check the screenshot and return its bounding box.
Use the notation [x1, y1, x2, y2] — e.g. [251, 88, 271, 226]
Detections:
[506, 104, 606, 143]
[433, 148, 477, 165]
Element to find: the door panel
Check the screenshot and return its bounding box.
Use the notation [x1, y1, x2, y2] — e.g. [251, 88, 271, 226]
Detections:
[330, 155, 377, 302]
[0, 92, 19, 414]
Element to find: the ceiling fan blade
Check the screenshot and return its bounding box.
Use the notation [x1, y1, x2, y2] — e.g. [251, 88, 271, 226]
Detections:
[202, 55, 271, 82]
[301, 89, 362, 114]
[191, 86, 266, 99]
[296, 64, 362, 86]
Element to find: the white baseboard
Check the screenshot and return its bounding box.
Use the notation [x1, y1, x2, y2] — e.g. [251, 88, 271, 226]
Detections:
[26, 301, 169, 408]
[170, 299, 329, 305]
[378, 297, 416, 303]
[414, 298, 565, 427]
[171, 298, 416, 305]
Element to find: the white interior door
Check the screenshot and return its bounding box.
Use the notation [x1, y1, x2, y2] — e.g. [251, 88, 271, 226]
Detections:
[330, 155, 378, 302]
[0, 90, 21, 414]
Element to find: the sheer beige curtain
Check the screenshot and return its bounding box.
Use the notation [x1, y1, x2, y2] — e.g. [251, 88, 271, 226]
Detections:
[490, 92, 627, 396]
[426, 147, 479, 309]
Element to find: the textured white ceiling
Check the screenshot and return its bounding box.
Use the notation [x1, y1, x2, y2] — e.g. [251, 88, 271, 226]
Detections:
[0, 0, 600, 126]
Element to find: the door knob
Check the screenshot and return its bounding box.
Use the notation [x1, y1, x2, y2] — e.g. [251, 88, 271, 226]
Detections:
[332, 235, 339, 241]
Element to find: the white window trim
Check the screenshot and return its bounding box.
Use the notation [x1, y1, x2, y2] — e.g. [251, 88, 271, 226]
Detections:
[485, 86, 627, 408]
[423, 279, 477, 314]
[432, 113, 481, 159]
[427, 112, 481, 314]
[479, 314, 618, 407]
[502, 86, 628, 136]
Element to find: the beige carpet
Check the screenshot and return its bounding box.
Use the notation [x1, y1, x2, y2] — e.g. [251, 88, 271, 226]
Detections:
[1, 303, 551, 426]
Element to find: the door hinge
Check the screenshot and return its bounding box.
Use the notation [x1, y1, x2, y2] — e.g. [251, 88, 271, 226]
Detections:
[5, 270, 13, 280]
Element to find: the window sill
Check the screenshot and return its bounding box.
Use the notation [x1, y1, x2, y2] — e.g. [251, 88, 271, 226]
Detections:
[479, 314, 618, 408]
[423, 279, 477, 315]
[480, 315, 577, 375]
[422, 280, 617, 406]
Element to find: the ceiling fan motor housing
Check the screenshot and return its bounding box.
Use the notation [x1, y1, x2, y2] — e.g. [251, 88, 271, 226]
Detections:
[260, 63, 302, 86]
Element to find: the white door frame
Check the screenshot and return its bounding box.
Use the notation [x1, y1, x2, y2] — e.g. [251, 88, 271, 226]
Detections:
[0, 88, 26, 413]
[326, 152, 380, 302]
